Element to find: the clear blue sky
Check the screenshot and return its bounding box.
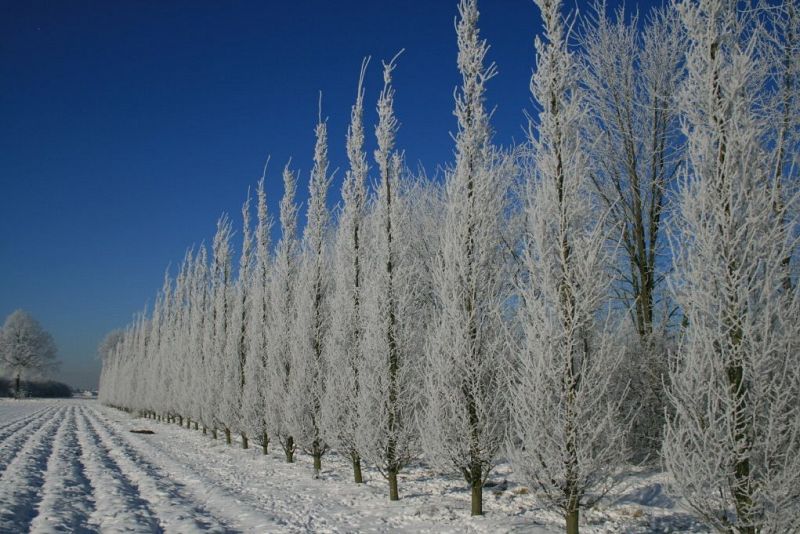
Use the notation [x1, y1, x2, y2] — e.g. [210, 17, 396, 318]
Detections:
[0, 0, 656, 389]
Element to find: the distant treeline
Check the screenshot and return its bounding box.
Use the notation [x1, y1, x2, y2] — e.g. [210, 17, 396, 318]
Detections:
[0, 378, 72, 398]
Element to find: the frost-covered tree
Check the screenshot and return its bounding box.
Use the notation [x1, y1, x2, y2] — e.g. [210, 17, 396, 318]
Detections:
[221, 193, 254, 447]
[204, 215, 233, 439]
[146, 273, 171, 417]
[287, 106, 333, 477]
[168, 251, 193, 425]
[97, 329, 124, 363]
[581, 1, 682, 341]
[266, 163, 301, 462]
[664, 1, 800, 532]
[188, 244, 210, 431]
[356, 55, 420, 501]
[508, 1, 630, 532]
[763, 0, 799, 295]
[320, 59, 370, 483]
[0, 310, 58, 398]
[420, 0, 512, 516]
[580, 1, 684, 459]
[241, 175, 273, 454]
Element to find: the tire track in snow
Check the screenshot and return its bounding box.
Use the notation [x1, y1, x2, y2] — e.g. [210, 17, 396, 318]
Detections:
[86, 407, 289, 533]
[74, 407, 162, 533]
[0, 405, 65, 532]
[29, 406, 97, 534]
[0, 406, 61, 473]
[81, 406, 234, 533]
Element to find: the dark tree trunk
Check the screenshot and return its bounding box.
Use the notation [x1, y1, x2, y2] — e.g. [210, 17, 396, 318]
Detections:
[284, 436, 294, 463]
[262, 432, 269, 455]
[566, 505, 579, 534]
[388, 469, 399, 501]
[14, 373, 21, 399]
[312, 443, 322, 477]
[225, 428, 232, 445]
[352, 453, 363, 484]
[212, 428, 217, 440]
[241, 432, 248, 449]
[470, 477, 483, 516]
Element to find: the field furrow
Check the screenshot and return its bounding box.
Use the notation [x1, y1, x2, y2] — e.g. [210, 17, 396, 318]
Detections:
[29, 406, 98, 533]
[0, 406, 61, 472]
[0, 399, 707, 533]
[91, 407, 401, 533]
[0, 404, 57, 436]
[74, 407, 162, 533]
[0, 406, 65, 532]
[81, 406, 235, 533]
[86, 407, 287, 532]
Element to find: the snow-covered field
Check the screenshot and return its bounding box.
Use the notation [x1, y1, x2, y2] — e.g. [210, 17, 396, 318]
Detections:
[0, 399, 707, 533]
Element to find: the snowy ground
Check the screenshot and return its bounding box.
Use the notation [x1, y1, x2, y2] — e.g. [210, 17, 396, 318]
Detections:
[0, 399, 708, 533]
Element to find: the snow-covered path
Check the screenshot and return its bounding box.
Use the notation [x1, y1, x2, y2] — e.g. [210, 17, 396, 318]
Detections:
[0, 399, 707, 533]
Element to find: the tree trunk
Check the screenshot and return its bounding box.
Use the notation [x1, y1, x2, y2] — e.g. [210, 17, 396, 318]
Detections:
[14, 373, 20, 399]
[352, 453, 363, 484]
[212, 428, 217, 440]
[262, 432, 269, 455]
[312, 449, 322, 477]
[388, 469, 399, 501]
[194, 421, 199, 431]
[470, 478, 483, 516]
[178, 415, 183, 426]
[224, 428, 231, 445]
[566, 505, 579, 534]
[284, 436, 294, 463]
[241, 432, 248, 449]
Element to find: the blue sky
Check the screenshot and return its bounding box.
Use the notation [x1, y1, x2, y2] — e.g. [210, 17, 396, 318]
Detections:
[0, 0, 658, 389]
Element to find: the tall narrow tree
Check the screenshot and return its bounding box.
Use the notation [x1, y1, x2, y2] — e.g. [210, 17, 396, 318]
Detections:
[288, 104, 332, 477]
[664, 1, 800, 531]
[321, 59, 370, 483]
[508, 1, 631, 532]
[204, 215, 233, 440]
[267, 163, 301, 463]
[420, 0, 512, 516]
[222, 192, 254, 447]
[188, 244, 210, 432]
[357, 54, 418, 501]
[242, 175, 273, 454]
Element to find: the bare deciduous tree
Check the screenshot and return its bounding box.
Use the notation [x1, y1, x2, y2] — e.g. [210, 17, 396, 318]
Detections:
[0, 310, 58, 398]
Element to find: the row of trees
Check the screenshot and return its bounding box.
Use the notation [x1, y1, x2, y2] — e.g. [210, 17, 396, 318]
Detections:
[100, 0, 799, 532]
